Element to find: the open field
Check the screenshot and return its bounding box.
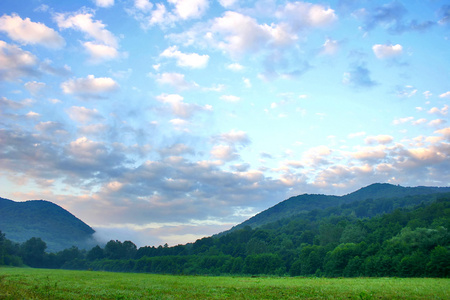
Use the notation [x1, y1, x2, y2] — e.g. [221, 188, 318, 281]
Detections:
[0, 267, 449, 299]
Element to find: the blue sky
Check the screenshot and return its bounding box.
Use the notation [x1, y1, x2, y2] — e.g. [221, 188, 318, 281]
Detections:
[0, 0, 449, 246]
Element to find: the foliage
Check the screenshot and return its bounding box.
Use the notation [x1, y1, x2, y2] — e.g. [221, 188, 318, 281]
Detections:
[0, 197, 96, 252]
[1, 186, 450, 278]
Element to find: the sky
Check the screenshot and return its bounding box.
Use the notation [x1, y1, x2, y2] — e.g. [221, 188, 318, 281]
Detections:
[0, 0, 449, 247]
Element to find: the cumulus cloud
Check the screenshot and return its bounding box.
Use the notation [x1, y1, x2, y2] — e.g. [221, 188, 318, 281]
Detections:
[24, 81, 46, 95]
[134, 0, 153, 11]
[218, 0, 237, 8]
[320, 38, 339, 55]
[226, 63, 244, 71]
[156, 72, 198, 90]
[66, 106, 103, 123]
[276, 2, 337, 30]
[210, 11, 297, 57]
[54, 10, 120, 62]
[210, 144, 239, 161]
[214, 129, 250, 146]
[365, 134, 394, 145]
[169, 0, 209, 20]
[156, 93, 212, 119]
[131, 0, 208, 28]
[0, 14, 65, 48]
[94, 0, 114, 8]
[160, 46, 209, 68]
[0, 41, 39, 81]
[428, 105, 448, 116]
[439, 91, 450, 98]
[61, 75, 119, 99]
[83, 41, 119, 62]
[372, 44, 403, 59]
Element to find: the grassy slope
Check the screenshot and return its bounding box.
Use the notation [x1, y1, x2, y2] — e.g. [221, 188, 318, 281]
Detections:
[1, 267, 449, 299]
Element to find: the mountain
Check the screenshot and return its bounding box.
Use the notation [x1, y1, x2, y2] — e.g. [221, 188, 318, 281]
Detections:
[224, 183, 450, 233]
[0, 197, 96, 252]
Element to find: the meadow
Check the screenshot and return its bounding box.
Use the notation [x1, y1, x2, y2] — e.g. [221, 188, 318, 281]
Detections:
[0, 267, 449, 299]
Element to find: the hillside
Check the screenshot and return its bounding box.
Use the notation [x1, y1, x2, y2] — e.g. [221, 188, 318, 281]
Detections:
[0, 197, 96, 252]
[225, 183, 450, 233]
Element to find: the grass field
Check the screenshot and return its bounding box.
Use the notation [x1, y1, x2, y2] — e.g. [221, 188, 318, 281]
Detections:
[0, 267, 449, 299]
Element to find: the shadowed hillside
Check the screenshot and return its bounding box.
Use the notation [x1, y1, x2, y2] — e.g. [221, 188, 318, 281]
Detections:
[0, 197, 96, 252]
[224, 183, 450, 233]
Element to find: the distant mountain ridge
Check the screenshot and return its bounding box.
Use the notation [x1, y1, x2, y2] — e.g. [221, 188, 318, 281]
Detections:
[225, 183, 450, 233]
[0, 197, 96, 252]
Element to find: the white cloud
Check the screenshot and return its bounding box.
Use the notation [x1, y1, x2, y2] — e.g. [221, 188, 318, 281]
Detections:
[393, 116, 414, 125]
[276, 2, 337, 30]
[160, 46, 209, 68]
[94, 0, 114, 8]
[220, 95, 241, 102]
[365, 135, 394, 145]
[210, 144, 238, 161]
[0, 41, 38, 81]
[169, 0, 209, 20]
[55, 11, 118, 47]
[66, 106, 103, 123]
[83, 42, 119, 62]
[348, 131, 366, 139]
[156, 93, 211, 119]
[428, 119, 446, 127]
[320, 38, 339, 55]
[24, 81, 46, 95]
[61, 75, 119, 98]
[428, 105, 448, 116]
[156, 72, 198, 90]
[0, 14, 65, 48]
[243, 77, 251, 88]
[218, 0, 237, 8]
[372, 44, 403, 59]
[423, 91, 432, 99]
[216, 129, 250, 145]
[54, 10, 120, 61]
[134, 0, 153, 11]
[211, 11, 297, 57]
[226, 63, 244, 71]
[439, 91, 450, 98]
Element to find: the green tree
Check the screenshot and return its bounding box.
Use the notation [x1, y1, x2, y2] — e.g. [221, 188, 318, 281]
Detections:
[87, 245, 105, 261]
[21, 237, 47, 267]
[427, 246, 450, 277]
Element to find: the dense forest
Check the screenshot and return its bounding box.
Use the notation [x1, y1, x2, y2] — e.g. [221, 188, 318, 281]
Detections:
[1, 191, 449, 277]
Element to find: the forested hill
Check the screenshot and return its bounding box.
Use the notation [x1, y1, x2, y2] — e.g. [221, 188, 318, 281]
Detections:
[0, 197, 96, 252]
[224, 183, 450, 233]
[1, 186, 449, 277]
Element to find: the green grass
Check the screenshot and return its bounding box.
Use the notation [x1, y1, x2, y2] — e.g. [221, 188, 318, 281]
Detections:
[0, 267, 449, 299]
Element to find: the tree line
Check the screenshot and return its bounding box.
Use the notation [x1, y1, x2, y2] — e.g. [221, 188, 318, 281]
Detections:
[1, 194, 449, 277]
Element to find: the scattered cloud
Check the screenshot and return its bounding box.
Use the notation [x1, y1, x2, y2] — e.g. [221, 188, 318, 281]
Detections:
[343, 64, 377, 88]
[156, 72, 198, 90]
[0, 14, 65, 48]
[160, 46, 209, 68]
[94, 0, 114, 8]
[66, 106, 103, 123]
[54, 10, 120, 62]
[365, 134, 394, 145]
[439, 91, 450, 98]
[0, 41, 39, 81]
[156, 93, 212, 119]
[220, 95, 241, 102]
[372, 44, 402, 59]
[61, 75, 119, 99]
